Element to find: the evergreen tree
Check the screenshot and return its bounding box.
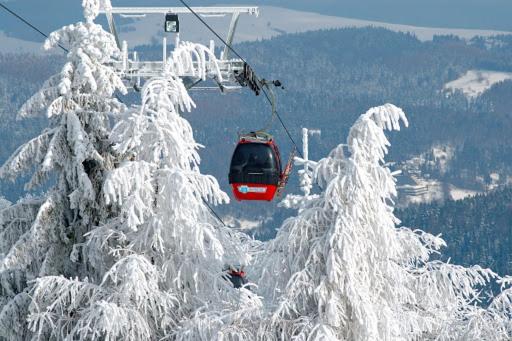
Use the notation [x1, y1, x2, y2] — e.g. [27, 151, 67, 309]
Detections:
[255, 104, 499, 340]
[0, 1, 511, 339]
[0, 1, 125, 338]
[23, 9, 260, 339]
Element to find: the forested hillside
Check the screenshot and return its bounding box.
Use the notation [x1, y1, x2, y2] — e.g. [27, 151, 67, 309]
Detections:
[0, 53, 62, 199]
[399, 186, 512, 278]
[3, 27, 512, 227]
[185, 28, 512, 226]
[2, 2, 512, 336]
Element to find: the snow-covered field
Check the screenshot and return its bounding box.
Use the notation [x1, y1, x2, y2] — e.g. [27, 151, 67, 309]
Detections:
[396, 144, 484, 206]
[223, 215, 262, 231]
[114, 6, 512, 47]
[449, 185, 480, 201]
[2, 6, 511, 53]
[0, 30, 51, 54]
[398, 175, 481, 205]
[444, 70, 512, 99]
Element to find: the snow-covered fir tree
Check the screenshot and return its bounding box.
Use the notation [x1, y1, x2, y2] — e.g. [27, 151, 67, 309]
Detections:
[1, 0, 511, 339]
[9, 3, 260, 337]
[0, 1, 126, 339]
[254, 104, 507, 340]
[101, 41, 262, 340]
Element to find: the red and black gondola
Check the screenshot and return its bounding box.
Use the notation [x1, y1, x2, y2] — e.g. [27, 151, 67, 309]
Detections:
[229, 132, 282, 201]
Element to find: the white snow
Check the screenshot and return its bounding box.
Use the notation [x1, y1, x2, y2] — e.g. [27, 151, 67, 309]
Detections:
[399, 176, 482, 205]
[490, 173, 500, 182]
[3, 1, 512, 338]
[444, 70, 512, 99]
[3, 7, 510, 54]
[0, 197, 10, 210]
[400, 176, 445, 205]
[223, 215, 262, 231]
[449, 185, 480, 201]
[0, 31, 50, 54]
[115, 7, 512, 47]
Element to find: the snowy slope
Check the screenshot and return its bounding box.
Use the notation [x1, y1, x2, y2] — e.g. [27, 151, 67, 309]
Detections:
[0, 31, 50, 54]
[2, 6, 511, 53]
[444, 70, 512, 99]
[116, 6, 512, 47]
[449, 185, 480, 201]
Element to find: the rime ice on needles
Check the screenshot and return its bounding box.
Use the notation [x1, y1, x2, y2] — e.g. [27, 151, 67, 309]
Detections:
[0, 0, 125, 339]
[1, 0, 511, 337]
[255, 103, 506, 340]
[280, 128, 320, 211]
[82, 0, 101, 23]
[167, 41, 224, 82]
[82, 41, 259, 339]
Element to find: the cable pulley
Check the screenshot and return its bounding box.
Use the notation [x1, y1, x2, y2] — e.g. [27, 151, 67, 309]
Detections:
[235, 63, 261, 95]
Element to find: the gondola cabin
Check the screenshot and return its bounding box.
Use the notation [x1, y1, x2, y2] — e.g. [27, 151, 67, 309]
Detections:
[229, 132, 282, 201]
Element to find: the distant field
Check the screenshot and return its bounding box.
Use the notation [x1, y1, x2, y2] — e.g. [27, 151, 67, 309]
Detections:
[445, 70, 512, 99]
[1, 6, 511, 53]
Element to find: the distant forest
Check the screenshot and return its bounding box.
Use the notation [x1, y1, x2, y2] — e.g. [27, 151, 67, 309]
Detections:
[399, 186, 512, 279]
[2, 27, 512, 230]
[190, 28, 512, 210]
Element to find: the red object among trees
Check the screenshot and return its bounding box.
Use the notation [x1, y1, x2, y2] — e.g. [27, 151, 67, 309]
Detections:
[229, 132, 284, 201]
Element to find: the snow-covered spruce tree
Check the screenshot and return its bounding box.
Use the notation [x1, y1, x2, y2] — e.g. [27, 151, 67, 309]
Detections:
[0, 1, 125, 339]
[255, 104, 498, 340]
[439, 276, 512, 339]
[27, 41, 262, 340]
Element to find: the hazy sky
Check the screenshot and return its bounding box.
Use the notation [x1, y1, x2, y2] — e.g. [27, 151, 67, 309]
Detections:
[1, 0, 511, 41]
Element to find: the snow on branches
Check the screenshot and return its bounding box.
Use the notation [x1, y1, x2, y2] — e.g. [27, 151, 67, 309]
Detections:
[1, 0, 510, 337]
[101, 68, 256, 337]
[167, 41, 223, 82]
[24, 39, 257, 340]
[254, 104, 504, 340]
[20, 12, 125, 119]
[0, 2, 126, 339]
[82, 0, 101, 22]
[28, 256, 177, 341]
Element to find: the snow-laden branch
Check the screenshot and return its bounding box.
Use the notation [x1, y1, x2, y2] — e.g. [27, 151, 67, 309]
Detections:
[20, 18, 126, 118]
[111, 76, 199, 169]
[167, 41, 223, 82]
[0, 2, 131, 338]
[0, 195, 61, 273]
[0, 129, 54, 182]
[63, 38, 257, 339]
[103, 161, 155, 231]
[254, 103, 505, 340]
[0, 197, 42, 256]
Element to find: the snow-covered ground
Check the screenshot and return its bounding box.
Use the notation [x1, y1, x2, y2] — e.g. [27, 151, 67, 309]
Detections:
[0, 30, 52, 54]
[115, 6, 512, 47]
[444, 70, 512, 99]
[398, 176, 444, 206]
[2, 6, 511, 53]
[398, 175, 481, 206]
[449, 185, 480, 201]
[223, 215, 263, 231]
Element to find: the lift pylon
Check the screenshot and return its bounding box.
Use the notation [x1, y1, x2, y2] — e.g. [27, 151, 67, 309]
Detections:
[98, 4, 259, 92]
